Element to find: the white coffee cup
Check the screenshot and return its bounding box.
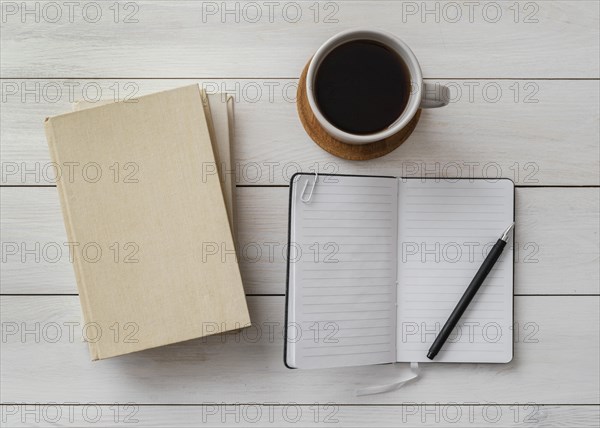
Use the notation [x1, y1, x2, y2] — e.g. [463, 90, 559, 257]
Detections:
[305, 29, 449, 145]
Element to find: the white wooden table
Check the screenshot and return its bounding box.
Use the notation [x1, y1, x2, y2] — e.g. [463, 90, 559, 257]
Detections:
[1, 1, 599, 426]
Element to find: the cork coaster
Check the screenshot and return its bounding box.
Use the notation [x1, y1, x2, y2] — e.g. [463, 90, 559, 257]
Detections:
[297, 61, 421, 161]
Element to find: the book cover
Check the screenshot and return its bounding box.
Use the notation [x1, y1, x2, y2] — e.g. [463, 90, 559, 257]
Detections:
[45, 85, 250, 360]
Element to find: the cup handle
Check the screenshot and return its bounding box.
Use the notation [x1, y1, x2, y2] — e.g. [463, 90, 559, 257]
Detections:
[420, 82, 450, 108]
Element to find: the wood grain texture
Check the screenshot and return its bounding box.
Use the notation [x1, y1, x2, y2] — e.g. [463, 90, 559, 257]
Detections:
[1, 1, 598, 78]
[1, 1, 598, 422]
[2, 186, 598, 295]
[1, 295, 598, 404]
[1, 79, 599, 185]
[1, 404, 598, 427]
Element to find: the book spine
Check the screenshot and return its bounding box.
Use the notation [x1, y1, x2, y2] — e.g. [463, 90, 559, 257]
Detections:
[226, 95, 238, 241]
[44, 118, 100, 361]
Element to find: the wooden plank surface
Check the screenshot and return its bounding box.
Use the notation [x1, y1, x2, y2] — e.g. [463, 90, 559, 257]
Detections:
[1, 79, 599, 185]
[1, 0, 598, 426]
[1, 295, 598, 404]
[1, 404, 598, 427]
[2, 186, 598, 295]
[1, 1, 598, 78]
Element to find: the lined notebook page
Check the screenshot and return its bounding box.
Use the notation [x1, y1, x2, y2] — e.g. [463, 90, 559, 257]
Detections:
[287, 174, 398, 369]
[395, 179, 514, 363]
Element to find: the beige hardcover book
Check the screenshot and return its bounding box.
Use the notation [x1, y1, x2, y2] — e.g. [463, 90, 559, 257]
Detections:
[73, 91, 236, 235]
[46, 85, 250, 360]
[226, 95, 237, 238]
[206, 93, 236, 237]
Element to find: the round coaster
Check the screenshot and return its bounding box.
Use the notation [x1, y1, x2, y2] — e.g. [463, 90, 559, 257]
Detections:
[296, 61, 421, 161]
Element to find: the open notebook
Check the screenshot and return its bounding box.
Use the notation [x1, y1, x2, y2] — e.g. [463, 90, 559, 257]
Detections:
[285, 173, 514, 369]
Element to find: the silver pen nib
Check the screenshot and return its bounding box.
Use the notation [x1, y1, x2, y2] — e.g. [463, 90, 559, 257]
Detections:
[500, 222, 515, 242]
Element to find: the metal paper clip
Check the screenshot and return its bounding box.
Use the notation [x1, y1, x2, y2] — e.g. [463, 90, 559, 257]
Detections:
[300, 172, 318, 203]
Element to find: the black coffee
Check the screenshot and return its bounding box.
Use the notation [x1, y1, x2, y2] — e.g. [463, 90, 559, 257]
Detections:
[314, 40, 411, 135]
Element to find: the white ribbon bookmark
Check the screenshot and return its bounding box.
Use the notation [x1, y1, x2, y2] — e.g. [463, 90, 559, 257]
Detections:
[355, 362, 421, 396]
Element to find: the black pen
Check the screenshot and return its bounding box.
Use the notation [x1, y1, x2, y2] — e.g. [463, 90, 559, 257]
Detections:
[427, 223, 515, 360]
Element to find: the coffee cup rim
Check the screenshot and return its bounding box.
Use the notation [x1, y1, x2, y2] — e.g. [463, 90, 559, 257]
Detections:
[306, 29, 423, 145]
